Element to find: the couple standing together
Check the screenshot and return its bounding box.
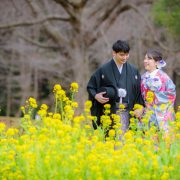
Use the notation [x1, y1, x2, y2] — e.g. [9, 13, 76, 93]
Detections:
[87, 40, 176, 132]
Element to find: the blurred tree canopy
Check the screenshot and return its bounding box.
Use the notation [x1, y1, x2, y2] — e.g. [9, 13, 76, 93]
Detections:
[152, 0, 180, 38]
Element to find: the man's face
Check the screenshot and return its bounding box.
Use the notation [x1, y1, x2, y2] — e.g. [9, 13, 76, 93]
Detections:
[113, 51, 129, 64]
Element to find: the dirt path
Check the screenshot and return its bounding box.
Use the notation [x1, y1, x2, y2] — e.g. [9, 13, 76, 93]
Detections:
[0, 116, 20, 127]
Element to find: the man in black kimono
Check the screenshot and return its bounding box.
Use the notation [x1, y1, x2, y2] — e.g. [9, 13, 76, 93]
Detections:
[87, 40, 144, 130]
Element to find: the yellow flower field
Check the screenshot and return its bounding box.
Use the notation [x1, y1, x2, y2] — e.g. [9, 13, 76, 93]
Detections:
[0, 83, 179, 180]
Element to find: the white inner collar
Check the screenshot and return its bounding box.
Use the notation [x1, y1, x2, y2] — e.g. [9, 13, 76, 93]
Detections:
[113, 58, 123, 74]
[146, 69, 159, 78]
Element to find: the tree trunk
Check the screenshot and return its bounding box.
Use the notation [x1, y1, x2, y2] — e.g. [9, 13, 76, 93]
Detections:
[6, 52, 14, 116]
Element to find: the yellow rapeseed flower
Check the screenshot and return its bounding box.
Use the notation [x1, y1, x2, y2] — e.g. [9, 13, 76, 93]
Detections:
[117, 129, 123, 135]
[56, 89, 66, 100]
[48, 112, 53, 117]
[152, 159, 159, 170]
[124, 131, 133, 140]
[71, 102, 78, 108]
[161, 172, 169, 180]
[70, 82, 79, 92]
[176, 122, 180, 129]
[104, 104, 111, 109]
[111, 114, 120, 120]
[135, 137, 143, 144]
[85, 100, 92, 109]
[109, 129, 116, 137]
[28, 97, 38, 108]
[85, 125, 91, 129]
[40, 104, 48, 111]
[115, 141, 122, 147]
[104, 109, 111, 114]
[130, 167, 138, 176]
[175, 112, 180, 121]
[53, 84, 61, 93]
[129, 111, 135, 116]
[160, 104, 166, 111]
[178, 106, 180, 111]
[20, 106, 25, 113]
[119, 104, 125, 109]
[146, 90, 154, 98]
[79, 115, 85, 121]
[130, 118, 135, 123]
[64, 105, 72, 112]
[133, 104, 143, 110]
[0, 122, 6, 133]
[84, 108, 90, 113]
[53, 113, 61, 119]
[146, 91, 154, 104]
[153, 104, 157, 109]
[38, 109, 47, 117]
[5, 128, 19, 137]
[87, 115, 96, 121]
[73, 117, 81, 123]
[169, 166, 174, 171]
[64, 97, 70, 104]
[101, 115, 112, 127]
[146, 97, 153, 104]
[28, 127, 36, 134]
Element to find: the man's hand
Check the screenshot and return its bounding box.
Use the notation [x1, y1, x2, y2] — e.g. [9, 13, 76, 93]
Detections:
[95, 92, 109, 104]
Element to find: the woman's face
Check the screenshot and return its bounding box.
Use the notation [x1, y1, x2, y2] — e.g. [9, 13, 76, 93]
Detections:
[144, 54, 158, 72]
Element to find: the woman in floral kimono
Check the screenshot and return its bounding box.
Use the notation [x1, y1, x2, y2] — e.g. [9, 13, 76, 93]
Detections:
[141, 50, 176, 131]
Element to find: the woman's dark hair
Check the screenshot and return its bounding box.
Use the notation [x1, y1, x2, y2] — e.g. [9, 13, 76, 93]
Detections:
[112, 40, 130, 53]
[146, 49, 163, 62]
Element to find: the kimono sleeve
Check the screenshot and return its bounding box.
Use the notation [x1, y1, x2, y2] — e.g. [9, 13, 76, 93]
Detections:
[155, 78, 176, 104]
[87, 70, 101, 100]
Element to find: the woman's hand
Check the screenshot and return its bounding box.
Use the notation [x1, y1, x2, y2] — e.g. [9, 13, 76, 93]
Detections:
[134, 108, 144, 119]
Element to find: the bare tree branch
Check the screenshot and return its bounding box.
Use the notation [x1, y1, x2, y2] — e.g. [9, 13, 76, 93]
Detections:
[65, 0, 88, 8]
[96, 0, 153, 34]
[53, 0, 86, 33]
[54, 0, 88, 11]
[18, 34, 59, 49]
[87, 1, 151, 46]
[10, 0, 21, 12]
[0, 15, 70, 29]
[87, 1, 180, 52]
[53, 0, 79, 20]
[92, 0, 120, 30]
[102, 4, 132, 33]
[126, 3, 180, 52]
[26, 0, 39, 16]
[25, 0, 70, 47]
[90, 0, 152, 31]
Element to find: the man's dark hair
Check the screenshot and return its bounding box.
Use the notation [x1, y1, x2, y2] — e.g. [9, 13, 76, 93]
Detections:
[112, 40, 130, 53]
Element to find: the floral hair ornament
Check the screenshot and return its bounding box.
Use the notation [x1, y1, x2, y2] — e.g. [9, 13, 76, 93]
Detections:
[157, 59, 166, 69]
